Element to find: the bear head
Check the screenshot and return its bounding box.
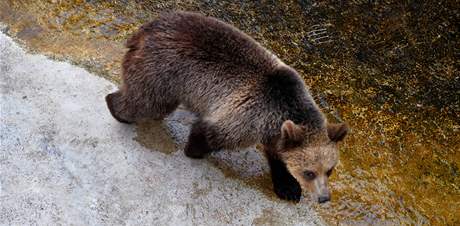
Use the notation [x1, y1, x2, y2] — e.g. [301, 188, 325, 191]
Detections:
[275, 120, 348, 203]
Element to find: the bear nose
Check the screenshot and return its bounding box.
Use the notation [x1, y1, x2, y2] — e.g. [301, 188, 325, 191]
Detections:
[318, 195, 330, 203]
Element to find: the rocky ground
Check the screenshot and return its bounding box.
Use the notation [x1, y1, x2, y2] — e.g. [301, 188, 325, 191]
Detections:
[1, 1, 458, 225]
[0, 32, 324, 225]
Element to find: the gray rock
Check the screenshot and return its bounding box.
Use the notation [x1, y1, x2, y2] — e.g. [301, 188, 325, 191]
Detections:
[0, 32, 324, 226]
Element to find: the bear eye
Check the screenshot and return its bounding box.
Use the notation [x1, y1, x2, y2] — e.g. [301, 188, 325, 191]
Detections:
[326, 168, 334, 177]
[303, 170, 316, 180]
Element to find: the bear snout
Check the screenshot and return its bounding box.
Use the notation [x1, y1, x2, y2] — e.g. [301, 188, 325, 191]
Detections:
[318, 195, 331, 203]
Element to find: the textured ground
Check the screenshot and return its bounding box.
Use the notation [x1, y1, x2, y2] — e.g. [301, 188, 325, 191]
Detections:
[0, 32, 324, 225]
[1, 0, 458, 225]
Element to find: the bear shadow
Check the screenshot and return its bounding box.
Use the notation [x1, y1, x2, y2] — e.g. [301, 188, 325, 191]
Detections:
[134, 107, 276, 199]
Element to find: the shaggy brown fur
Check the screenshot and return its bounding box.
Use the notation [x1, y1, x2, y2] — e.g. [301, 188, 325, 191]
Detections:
[106, 11, 348, 203]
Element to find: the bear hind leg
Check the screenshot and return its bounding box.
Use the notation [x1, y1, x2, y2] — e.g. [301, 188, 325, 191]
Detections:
[106, 91, 135, 124]
[106, 90, 178, 123]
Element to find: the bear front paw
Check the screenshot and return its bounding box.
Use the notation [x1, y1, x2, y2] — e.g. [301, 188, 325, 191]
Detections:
[184, 133, 213, 159]
[274, 183, 301, 202]
[184, 143, 208, 159]
[268, 158, 302, 202]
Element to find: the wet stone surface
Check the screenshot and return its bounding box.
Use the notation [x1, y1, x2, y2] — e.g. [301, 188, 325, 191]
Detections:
[1, 0, 459, 225]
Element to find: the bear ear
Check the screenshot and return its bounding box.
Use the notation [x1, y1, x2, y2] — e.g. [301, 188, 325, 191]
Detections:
[281, 120, 305, 147]
[327, 123, 348, 142]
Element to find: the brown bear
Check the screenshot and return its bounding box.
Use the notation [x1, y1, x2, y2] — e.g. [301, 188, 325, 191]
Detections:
[106, 11, 348, 203]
